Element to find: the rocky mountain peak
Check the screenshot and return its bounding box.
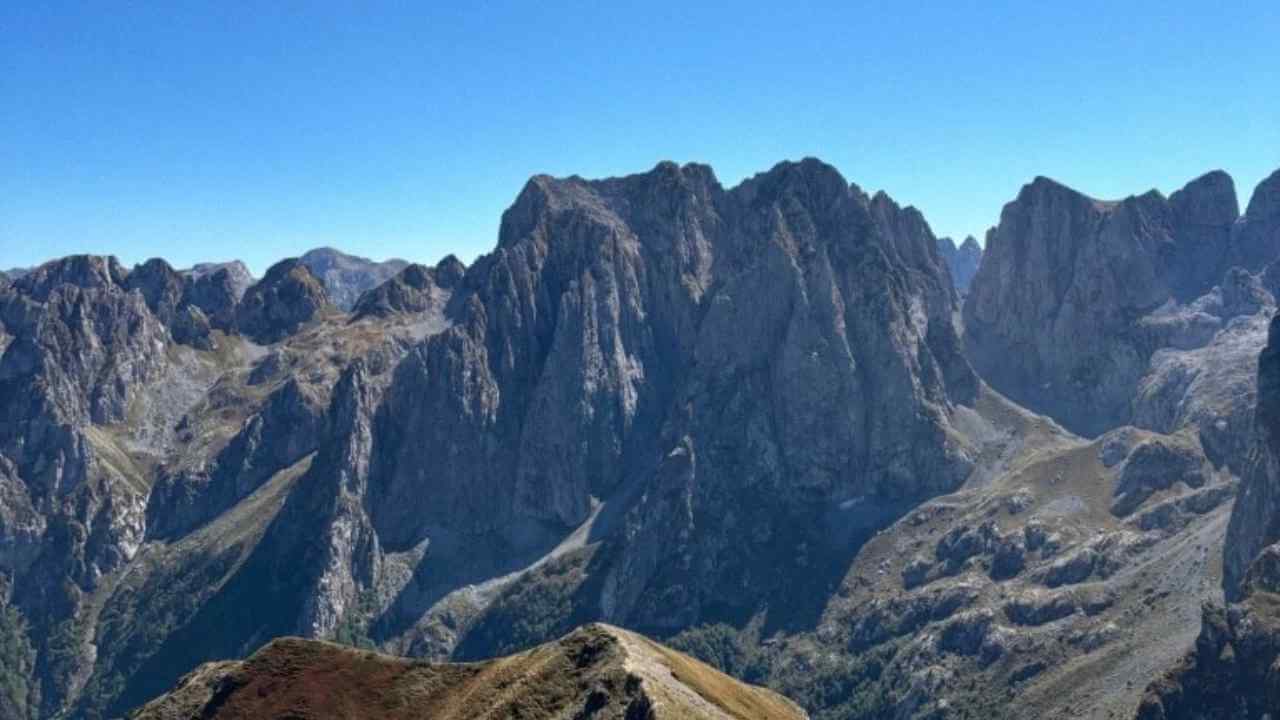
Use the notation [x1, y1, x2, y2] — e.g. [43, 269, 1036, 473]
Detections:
[16, 254, 128, 301]
[938, 234, 983, 293]
[964, 169, 1266, 437]
[1245, 168, 1280, 223]
[1220, 169, 1280, 274]
[235, 258, 334, 343]
[1169, 169, 1239, 227]
[14, 158, 1278, 720]
[125, 258, 185, 323]
[184, 260, 254, 301]
[433, 254, 466, 288]
[299, 247, 410, 311]
[348, 261, 452, 321]
[498, 160, 723, 253]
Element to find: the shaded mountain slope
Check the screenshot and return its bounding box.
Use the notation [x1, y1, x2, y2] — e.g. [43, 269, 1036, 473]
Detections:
[2, 160, 1278, 720]
[964, 170, 1279, 439]
[1136, 311, 1280, 719]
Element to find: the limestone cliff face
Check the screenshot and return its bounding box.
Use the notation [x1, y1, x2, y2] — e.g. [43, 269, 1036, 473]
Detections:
[17, 159, 1270, 720]
[1136, 311, 1280, 719]
[964, 170, 1280, 439]
[1224, 169, 1280, 274]
[281, 159, 979, 651]
[1224, 312, 1280, 598]
[0, 256, 170, 715]
[183, 263, 246, 331]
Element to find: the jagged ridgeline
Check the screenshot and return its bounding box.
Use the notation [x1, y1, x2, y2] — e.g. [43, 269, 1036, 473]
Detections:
[0, 160, 1278, 720]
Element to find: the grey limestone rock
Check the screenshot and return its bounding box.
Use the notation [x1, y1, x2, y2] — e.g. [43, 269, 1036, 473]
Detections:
[299, 247, 409, 311]
[235, 258, 334, 343]
[937, 234, 982, 294]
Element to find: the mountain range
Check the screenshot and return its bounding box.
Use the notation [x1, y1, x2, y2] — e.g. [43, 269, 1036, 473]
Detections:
[1, 159, 1278, 720]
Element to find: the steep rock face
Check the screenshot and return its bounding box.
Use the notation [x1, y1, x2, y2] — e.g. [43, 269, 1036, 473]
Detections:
[12, 255, 129, 302]
[15, 160, 1263, 720]
[130, 625, 808, 720]
[125, 259, 216, 349]
[0, 273, 11, 355]
[938, 235, 983, 293]
[0, 256, 171, 716]
[125, 259, 186, 327]
[1224, 313, 1280, 597]
[1224, 169, 1280, 274]
[235, 259, 334, 343]
[183, 265, 243, 332]
[1167, 170, 1241, 299]
[1136, 312, 1280, 719]
[145, 377, 327, 538]
[963, 171, 1280, 438]
[278, 159, 978, 660]
[299, 247, 409, 311]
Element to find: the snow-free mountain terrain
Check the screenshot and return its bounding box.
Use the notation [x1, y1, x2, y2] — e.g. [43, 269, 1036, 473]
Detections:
[938, 235, 982, 294]
[297, 247, 410, 311]
[0, 160, 1278, 720]
[133, 624, 807, 720]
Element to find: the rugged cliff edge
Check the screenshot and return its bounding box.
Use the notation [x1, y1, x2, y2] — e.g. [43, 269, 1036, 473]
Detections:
[129, 624, 808, 720]
[3, 160, 1279, 720]
[964, 171, 1278, 439]
[282, 158, 980, 651]
[1136, 312, 1280, 719]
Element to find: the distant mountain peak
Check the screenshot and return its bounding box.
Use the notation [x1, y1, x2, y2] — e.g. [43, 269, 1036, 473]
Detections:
[298, 246, 410, 310]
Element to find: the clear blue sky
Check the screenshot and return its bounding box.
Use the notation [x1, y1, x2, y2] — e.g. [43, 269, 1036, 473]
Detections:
[3, 2, 1279, 275]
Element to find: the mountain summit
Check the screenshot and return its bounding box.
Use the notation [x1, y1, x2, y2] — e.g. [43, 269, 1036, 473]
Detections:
[3, 160, 1280, 720]
[131, 624, 807, 720]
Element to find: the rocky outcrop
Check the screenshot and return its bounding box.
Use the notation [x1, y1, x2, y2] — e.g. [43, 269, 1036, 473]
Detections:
[235, 258, 334, 343]
[349, 258, 459, 321]
[299, 247, 409, 311]
[145, 378, 327, 538]
[1136, 311, 1280, 718]
[965, 170, 1279, 439]
[8, 159, 1268, 720]
[1111, 436, 1209, 517]
[125, 258, 218, 349]
[183, 264, 243, 331]
[0, 256, 172, 716]
[938, 235, 982, 293]
[1224, 312, 1280, 597]
[1138, 601, 1280, 720]
[1224, 169, 1280, 274]
[131, 625, 808, 720]
[183, 261, 254, 302]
